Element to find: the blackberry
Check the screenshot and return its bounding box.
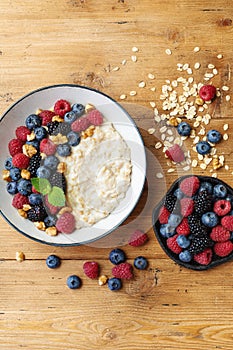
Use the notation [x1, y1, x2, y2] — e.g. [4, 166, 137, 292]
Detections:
[54, 122, 71, 136]
[28, 153, 42, 177]
[27, 204, 48, 222]
[49, 172, 67, 193]
[194, 190, 212, 215]
[47, 121, 59, 135]
[164, 193, 177, 212]
[188, 234, 212, 255]
[188, 213, 204, 235]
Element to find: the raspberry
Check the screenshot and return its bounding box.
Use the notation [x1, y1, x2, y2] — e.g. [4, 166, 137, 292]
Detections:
[40, 138, 57, 155]
[176, 218, 190, 236]
[128, 230, 149, 247]
[179, 176, 200, 197]
[83, 261, 99, 279]
[44, 195, 60, 215]
[199, 84, 216, 101]
[112, 262, 133, 280]
[213, 200, 231, 216]
[15, 126, 31, 142]
[214, 241, 233, 257]
[210, 225, 231, 242]
[71, 116, 91, 132]
[87, 109, 104, 126]
[8, 138, 23, 157]
[54, 99, 71, 117]
[12, 153, 30, 169]
[180, 198, 194, 217]
[56, 212, 76, 234]
[166, 234, 182, 254]
[38, 110, 56, 126]
[12, 193, 29, 209]
[165, 144, 185, 163]
[221, 215, 233, 231]
[194, 248, 213, 265]
[158, 206, 170, 224]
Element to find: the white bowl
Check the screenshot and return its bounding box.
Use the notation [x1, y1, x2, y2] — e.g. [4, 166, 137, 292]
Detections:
[0, 84, 146, 246]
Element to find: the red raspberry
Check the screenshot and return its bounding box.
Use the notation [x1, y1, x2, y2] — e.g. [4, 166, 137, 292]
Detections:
[213, 200, 231, 216]
[166, 234, 182, 254]
[165, 144, 185, 163]
[56, 212, 76, 234]
[12, 153, 30, 169]
[40, 138, 57, 155]
[87, 109, 104, 126]
[83, 261, 99, 279]
[39, 110, 56, 126]
[158, 206, 170, 224]
[128, 230, 149, 247]
[8, 138, 23, 156]
[194, 248, 213, 265]
[44, 195, 60, 215]
[179, 176, 200, 197]
[15, 126, 31, 142]
[214, 241, 233, 257]
[176, 218, 190, 236]
[71, 116, 91, 132]
[12, 193, 29, 209]
[112, 262, 133, 280]
[180, 198, 194, 217]
[210, 225, 231, 242]
[199, 85, 216, 101]
[221, 215, 233, 231]
[54, 99, 71, 117]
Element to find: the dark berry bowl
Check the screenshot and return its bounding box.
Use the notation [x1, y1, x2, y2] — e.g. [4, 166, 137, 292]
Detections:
[152, 175, 233, 271]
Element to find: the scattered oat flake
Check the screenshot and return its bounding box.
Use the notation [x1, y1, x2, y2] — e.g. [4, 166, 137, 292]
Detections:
[150, 102, 156, 108]
[208, 64, 215, 69]
[121, 59, 127, 65]
[130, 90, 137, 96]
[222, 86, 230, 91]
[155, 142, 162, 149]
[223, 133, 229, 140]
[194, 46, 200, 52]
[148, 128, 155, 134]
[167, 168, 175, 173]
[213, 68, 218, 75]
[194, 62, 201, 69]
[217, 54, 223, 59]
[132, 46, 139, 52]
[223, 124, 229, 131]
[16, 251, 25, 262]
[183, 165, 191, 171]
[112, 66, 120, 71]
[165, 49, 172, 55]
[192, 159, 198, 167]
[131, 55, 137, 62]
[156, 172, 164, 179]
[212, 173, 217, 178]
[225, 165, 229, 171]
[138, 81, 146, 88]
[148, 73, 155, 80]
[120, 94, 126, 100]
[151, 87, 156, 92]
[226, 95, 231, 102]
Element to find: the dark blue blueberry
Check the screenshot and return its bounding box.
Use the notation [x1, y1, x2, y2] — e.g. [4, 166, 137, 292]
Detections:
[107, 277, 122, 291]
[36, 166, 51, 179]
[46, 255, 61, 269]
[67, 275, 82, 289]
[179, 250, 192, 262]
[34, 126, 47, 141]
[174, 188, 184, 200]
[160, 224, 176, 238]
[29, 193, 42, 206]
[7, 181, 18, 195]
[72, 103, 85, 117]
[176, 235, 190, 249]
[17, 179, 32, 196]
[196, 141, 211, 155]
[168, 214, 182, 228]
[26, 140, 40, 149]
[67, 131, 81, 147]
[4, 157, 13, 170]
[134, 256, 148, 270]
[57, 143, 71, 157]
[177, 122, 191, 136]
[44, 215, 57, 227]
[25, 114, 41, 130]
[199, 181, 213, 194]
[207, 129, 222, 144]
[213, 184, 227, 198]
[109, 248, 126, 265]
[201, 212, 219, 228]
[43, 155, 59, 171]
[64, 111, 78, 124]
[10, 167, 21, 181]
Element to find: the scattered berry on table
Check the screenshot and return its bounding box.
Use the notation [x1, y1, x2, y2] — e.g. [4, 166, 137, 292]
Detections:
[56, 212, 76, 234]
[17, 179, 32, 196]
[221, 215, 233, 231]
[54, 99, 71, 117]
[213, 200, 231, 216]
[4, 157, 13, 170]
[57, 142, 71, 157]
[128, 230, 149, 247]
[177, 121, 191, 136]
[49, 172, 66, 193]
[109, 248, 126, 265]
[46, 254, 61, 269]
[25, 114, 42, 130]
[213, 184, 227, 198]
[12, 153, 30, 169]
[36, 165, 51, 179]
[7, 181, 18, 195]
[112, 262, 133, 280]
[165, 144, 185, 163]
[179, 176, 200, 197]
[193, 248, 213, 265]
[83, 261, 99, 279]
[10, 167, 21, 181]
[12, 193, 29, 209]
[107, 277, 122, 291]
[179, 250, 192, 263]
[207, 129, 222, 144]
[38, 110, 55, 126]
[27, 204, 48, 222]
[176, 235, 190, 249]
[66, 275, 82, 289]
[40, 138, 57, 155]
[214, 241, 233, 257]
[8, 138, 23, 156]
[29, 193, 42, 206]
[71, 116, 91, 132]
[199, 84, 216, 101]
[201, 211, 219, 228]
[134, 256, 148, 270]
[64, 111, 78, 124]
[86, 109, 104, 126]
[15, 126, 31, 142]
[210, 225, 231, 242]
[34, 126, 48, 141]
[72, 103, 85, 117]
[44, 215, 57, 227]
[67, 131, 81, 147]
[43, 155, 59, 171]
[196, 141, 211, 155]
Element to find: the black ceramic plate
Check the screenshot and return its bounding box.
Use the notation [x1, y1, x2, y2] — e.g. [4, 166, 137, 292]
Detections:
[152, 175, 233, 271]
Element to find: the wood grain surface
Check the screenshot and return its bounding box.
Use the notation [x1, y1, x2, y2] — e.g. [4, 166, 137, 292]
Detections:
[0, 1, 233, 349]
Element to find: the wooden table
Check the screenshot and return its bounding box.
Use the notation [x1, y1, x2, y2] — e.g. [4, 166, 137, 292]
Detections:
[0, 1, 233, 349]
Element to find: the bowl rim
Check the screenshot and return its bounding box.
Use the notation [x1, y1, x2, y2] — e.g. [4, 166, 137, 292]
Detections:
[0, 83, 146, 247]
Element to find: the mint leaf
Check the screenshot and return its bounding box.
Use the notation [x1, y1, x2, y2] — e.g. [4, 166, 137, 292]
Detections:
[48, 186, 66, 207]
[31, 178, 51, 195]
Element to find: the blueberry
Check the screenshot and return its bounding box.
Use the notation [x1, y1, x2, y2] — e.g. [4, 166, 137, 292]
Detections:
[174, 188, 184, 200]
[177, 122, 191, 136]
[17, 179, 32, 196]
[201, 212, 219, 228]
[36, 166, 51, 179]
[107, 277, 122, 291]
[226, 194, 233, 206]
[176, 235, 190, 249]
[64, 111, 78, 124]
[7, 181, 18, 195]
[160, 224, 176, 238]
[26, 140, 40, 149]
[34, 126, 47, 141]
[46, 255, 61, 269]
[29, 193, 42, 206]
[134, 256, 148, 270]
[67, 275, 82, 289]
[25, 114, 41, 130]
[179, 250, 192, 262]
[207, 129, 222, 144]
[10, 167, 21, 181]
[199, 181, 213, 194]
[4, 157, 13, 170]
[196, 141, 211, 155]
[109, 248, 126, 265]
[67, 131, 81, 146]
[57, 143, 71, 157]
[213, 184, 227, 198]
[43, 155, 59, 171]
[44, 215, 57, 227]
[168, 213, 182, 228]
[72, 103, 85, 117]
